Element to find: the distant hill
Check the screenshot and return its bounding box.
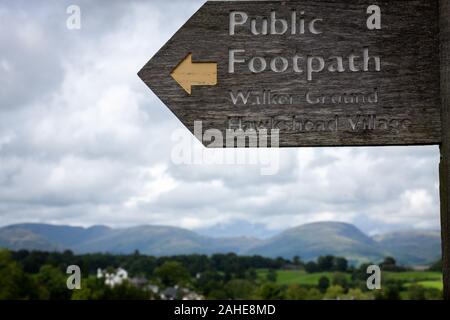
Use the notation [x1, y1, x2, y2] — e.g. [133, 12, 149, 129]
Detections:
[0, 224, 110, 252]
[73, 225, 259, 256]
[0, 222, 442, 266]
[243, 222, 386, 265]
[374, 230, 441, 266]
[0, 223, 258, 257]
[196, 220, 278, 239]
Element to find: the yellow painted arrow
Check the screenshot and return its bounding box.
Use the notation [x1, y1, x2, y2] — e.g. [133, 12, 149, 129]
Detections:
[171, 53, 217, 95]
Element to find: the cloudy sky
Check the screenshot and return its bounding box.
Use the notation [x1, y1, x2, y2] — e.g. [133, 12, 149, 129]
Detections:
[0, 0, 441, 238]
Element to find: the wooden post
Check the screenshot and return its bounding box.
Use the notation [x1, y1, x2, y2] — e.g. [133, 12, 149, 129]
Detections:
[440, 0, 450, 301]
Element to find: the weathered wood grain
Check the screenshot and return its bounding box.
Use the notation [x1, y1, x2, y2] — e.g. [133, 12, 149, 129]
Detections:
[439, 0, 450, 301]
[139, 0, 441, 148]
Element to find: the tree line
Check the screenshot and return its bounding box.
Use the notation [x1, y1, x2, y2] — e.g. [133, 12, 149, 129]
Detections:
[0, 249, 443, 300]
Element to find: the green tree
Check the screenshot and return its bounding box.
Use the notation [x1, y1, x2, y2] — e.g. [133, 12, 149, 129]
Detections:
[306, 288, 323, 300]
[332, 273, 349, 290]
[266, 269, 277, 282]
[154, 261, 190, 287]
[225, 279, 255, 300]
[245, 268, 257, 281]
[406, 285, 442, 301]
[324, 285, 345, 300]
[424, 288, 443, 300]
[305, 261, 319, 273]
[207, 289, 228, 300]
[286, 284, 322, 300]
[332, 257, 348, 272]
[344, 288, 373, 300]
[318, 276, 330, 293]
[72, 277, 107, 300]
[380, 257, 405, 272]
[36, 265, 71, 300]
[286, 284, 308, 300]
[72, 277, 150, 300]
[257, 283, 285, 300]
[0, 249, 25, 299]
[292, 256, 302, 266]
[407, 284, 426, 300]
[318, 256, 334, 271]
[105, 282, 150, 300]
[0, 250, 42, 300]
[374, 280, 402, 300]
[352, 263, 373, 281]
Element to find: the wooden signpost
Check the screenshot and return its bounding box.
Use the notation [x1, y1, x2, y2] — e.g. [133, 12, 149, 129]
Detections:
[139, 0, 450, 299]
[440, 0, 450, 302]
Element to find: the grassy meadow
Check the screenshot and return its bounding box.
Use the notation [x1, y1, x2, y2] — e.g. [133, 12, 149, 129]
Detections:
[257, 269, 443, 290]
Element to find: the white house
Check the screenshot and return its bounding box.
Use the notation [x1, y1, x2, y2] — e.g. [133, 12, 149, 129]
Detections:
[97, 268, 128, 288]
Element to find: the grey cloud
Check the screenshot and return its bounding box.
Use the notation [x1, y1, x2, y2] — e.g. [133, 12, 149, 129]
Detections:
[0, 0, 442, 236]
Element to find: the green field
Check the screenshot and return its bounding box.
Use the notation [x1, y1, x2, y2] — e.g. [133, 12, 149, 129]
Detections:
[257, 269, 350, 286]
[257, 269, 443, 290]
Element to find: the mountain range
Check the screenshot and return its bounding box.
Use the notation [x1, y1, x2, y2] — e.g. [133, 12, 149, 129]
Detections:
[0, 221, 442, 266]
